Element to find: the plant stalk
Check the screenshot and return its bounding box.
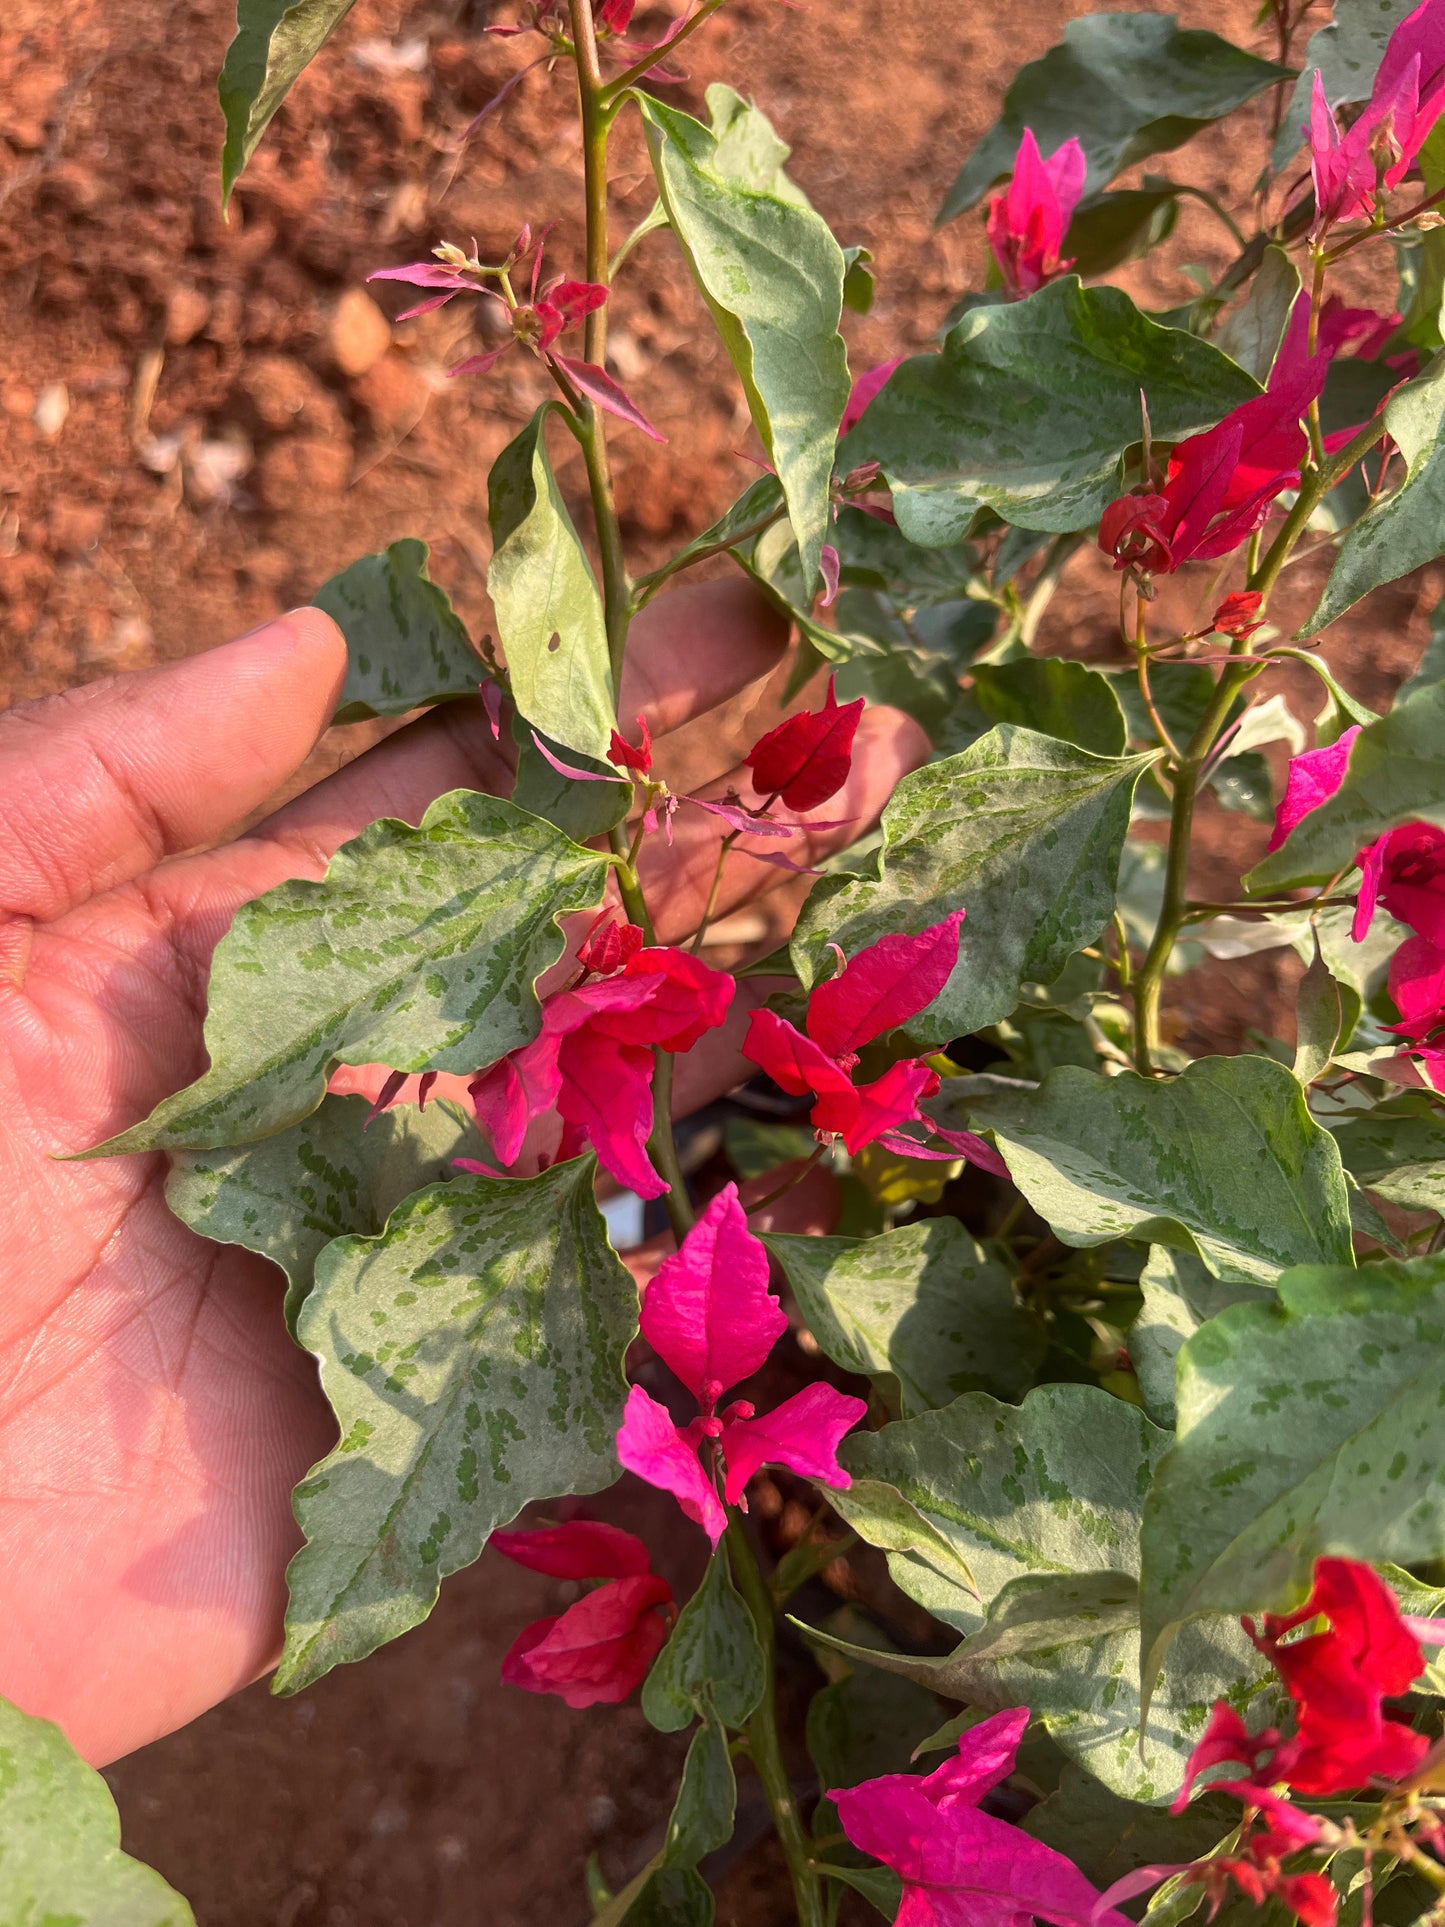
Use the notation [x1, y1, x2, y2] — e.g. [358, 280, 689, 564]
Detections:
[569, 0, 633, 689]
[726, 1516, 825, 1927]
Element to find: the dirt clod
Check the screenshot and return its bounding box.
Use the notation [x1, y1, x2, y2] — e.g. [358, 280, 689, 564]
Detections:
[327, 287, 392, 377]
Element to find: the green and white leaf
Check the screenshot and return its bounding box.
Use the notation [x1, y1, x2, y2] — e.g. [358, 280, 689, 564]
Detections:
[167, 1094, 483, 1331]
[1248, 681, 1445, 889]
[636, 474, 786, 600]
[1130, 1246, 1273, 1428]
[1304, 361, 1445, 634]
[313, 539, 481, 724]
[643, 1552, 766, 1736]
[842, 279, 1260, 545]
[764, 1219, 1044, 1414]
[1331, 1095, 1445, 1213]
[0, 1695, 195, 1925]
[965, 1056, 1355, 1286]
[638, 94, 849, 588]
[791, 727, 1154, 1046]
[940, 16, 1287, 215]
[1023, 1762, 1238, 1887]
[219, 0, 356, 206]
[830, 1388, 1271, 1799]
[1140, 1253, 1445, 1692]
[488, 406, 615, 763]
[93, 793, 607, 1154]
[275, 1159, 637, 1692]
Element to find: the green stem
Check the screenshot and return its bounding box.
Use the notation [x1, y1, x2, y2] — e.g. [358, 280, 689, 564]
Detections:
[691, 831, 739, 954]
[607, 831, 655, 941]
[569, 0, 632, 689]
[1247, 411, 1393, 602]
[647, 1047, 694, 1241]
[726, 1516, 825, 1927]
[1131, 665, 1257, 1072]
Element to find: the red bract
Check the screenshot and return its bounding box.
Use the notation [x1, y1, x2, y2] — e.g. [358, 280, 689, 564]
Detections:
[985, 128, 1086, 298]
[500, 1571, 673, 1709]
[1176, 1558, 1428, 1821]
[1099, 298, 1329, 575]
[1209, 590, 1265, 639]
[745, 676, 865, 812]
[741, 912, 1007, 1165]
[577, 914, 644, 975]
[840, 354, 906, 436]
[490, 1518, 651, 1580]
[1245, 1557, 1429, 1795]
[608, 715, 653, 775]
[464, 947, 734, 1198]
[616, 1185, 866, 1545]
[597, 0, 635, 28]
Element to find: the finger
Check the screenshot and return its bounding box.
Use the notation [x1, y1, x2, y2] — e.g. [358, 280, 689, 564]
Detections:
[640, 705, 931, 945]
[152, 578, 791, 931]
[0, 610, 346, 924]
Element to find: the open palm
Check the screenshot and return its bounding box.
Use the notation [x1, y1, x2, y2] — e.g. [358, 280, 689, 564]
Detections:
[0, 587, 924, 1766]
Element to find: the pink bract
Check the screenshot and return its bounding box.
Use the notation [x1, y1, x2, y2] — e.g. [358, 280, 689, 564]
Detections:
[985, 128, 1086, 298]
[639, 1182, 788, 1405]
[615, 1383, 729, 1546]
[718, 1381, 868, 1504]
[745, 676, 865, 812]
[500, 1570, 672, 1708]
[835, 1710, 1134, 1927]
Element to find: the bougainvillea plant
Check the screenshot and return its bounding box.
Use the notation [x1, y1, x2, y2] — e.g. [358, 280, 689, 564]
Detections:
[19, 0, 1445, 1920]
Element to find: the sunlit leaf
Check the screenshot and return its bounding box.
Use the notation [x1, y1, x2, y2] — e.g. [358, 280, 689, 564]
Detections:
[166, 1094, 483, 1331]
[90, 793, 607, 1154]
[940, 14, 1287, 219]
[1140, 1252, 1445, 1692]
[276, 1158, 636, 1691]
[0, 1694, 195, 1925]
[313, 539, 482, 724]
[791, 727, 1154, 1046]
[765, 1219, 1044, 1413]
[966, 1056, 1354, 1286]
[220, 0, 356, 208]
[1304, 362, 1445, 634]
[488, 405, 615, 763]
[637, 93, 849, 589]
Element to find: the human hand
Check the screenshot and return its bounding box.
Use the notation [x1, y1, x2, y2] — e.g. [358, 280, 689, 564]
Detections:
[0, 583, 926, 1766]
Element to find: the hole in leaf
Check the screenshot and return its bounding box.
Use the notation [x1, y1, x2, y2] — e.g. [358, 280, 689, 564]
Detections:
[547, 631, 561, 653]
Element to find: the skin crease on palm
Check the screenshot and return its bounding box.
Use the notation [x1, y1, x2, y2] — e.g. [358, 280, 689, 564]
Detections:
[0, 578, 928, 1769]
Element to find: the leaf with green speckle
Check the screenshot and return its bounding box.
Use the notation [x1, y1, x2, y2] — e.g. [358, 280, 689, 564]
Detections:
[274, 1158, 637, 1692]
[637, 93, 849, 590]
[167, 1095, 485, 1331]
[1141, 1252, 1445, 1696]
[0, 1694, 195, 1924]
[88, 792, 608, 1155]
[488, 406, 615, 764]
[965, 1056, 1354, 1287]
[313, 539, 482, 724]
[643, 1552, 765, 1735]
[764, 1219, 1044, 1414]
[829, 1387, 1272, 1799]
